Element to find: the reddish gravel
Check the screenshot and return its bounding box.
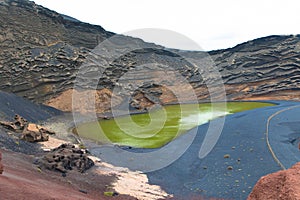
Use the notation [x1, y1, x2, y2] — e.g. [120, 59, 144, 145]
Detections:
[247, 162, 300, 200]
[0, 150, 136, 200]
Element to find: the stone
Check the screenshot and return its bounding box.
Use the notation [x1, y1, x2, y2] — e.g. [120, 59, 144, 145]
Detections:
[26, 123, 39, 133]
[21, 128, 49, 142]
[223, 154, 230, 158]
[0, 115, 55, 143]
[21, 123, 54, 142]
[14, 115, 28, 130]
[248, 162, 300, 200]
[0, 114, 27, 132]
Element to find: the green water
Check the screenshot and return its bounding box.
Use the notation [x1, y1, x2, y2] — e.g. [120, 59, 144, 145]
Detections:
[74, 102, 274, 148]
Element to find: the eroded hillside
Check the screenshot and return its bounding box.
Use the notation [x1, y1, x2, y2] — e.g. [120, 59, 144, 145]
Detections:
[1, 0, 300, 113]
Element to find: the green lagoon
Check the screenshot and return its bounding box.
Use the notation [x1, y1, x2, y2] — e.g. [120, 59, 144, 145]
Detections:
[74, 102, 274, 148]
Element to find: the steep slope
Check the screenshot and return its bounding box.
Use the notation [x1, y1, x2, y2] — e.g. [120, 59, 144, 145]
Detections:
[0, 0, 112, 102]
[211, 35, 300, 100]
[0, 91, 60, 122]
[1, 0, 300, 113]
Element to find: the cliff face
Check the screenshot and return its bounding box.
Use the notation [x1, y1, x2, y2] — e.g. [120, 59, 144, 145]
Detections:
[0, 0, 114, 102]
[211, 35, 300, 100]
[1, 0, 300, 112]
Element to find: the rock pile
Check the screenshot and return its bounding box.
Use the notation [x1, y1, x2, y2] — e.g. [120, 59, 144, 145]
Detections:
[0, 151, 3, 174]
[0, 115, 55, 142]
[37, 144, 94, 173]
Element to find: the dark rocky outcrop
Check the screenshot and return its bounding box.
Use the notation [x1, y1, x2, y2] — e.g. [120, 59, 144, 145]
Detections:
[36, 143, 94, 173]
[1, 0, 300, 112]
[210, 35, 300, 100]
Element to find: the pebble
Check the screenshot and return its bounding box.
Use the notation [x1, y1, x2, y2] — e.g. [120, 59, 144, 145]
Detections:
[79, 189, 88, 194]
[224, 154, 230, 158]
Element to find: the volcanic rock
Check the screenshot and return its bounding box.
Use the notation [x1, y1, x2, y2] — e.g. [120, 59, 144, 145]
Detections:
[0, 115, 55, 142]
[36, 144, 94, 173]
[0, 151, 3, 174]
[21, 123, 55, 142]
[0, 114, 27, 132]
[247, 162, 300, 200]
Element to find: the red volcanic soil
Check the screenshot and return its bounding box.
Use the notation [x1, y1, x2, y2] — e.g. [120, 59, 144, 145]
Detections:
[0, 150, 136, 200]
[247, 162, 300, 200]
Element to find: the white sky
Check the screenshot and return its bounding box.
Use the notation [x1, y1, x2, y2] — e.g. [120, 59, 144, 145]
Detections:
[33, 0, 300, 51]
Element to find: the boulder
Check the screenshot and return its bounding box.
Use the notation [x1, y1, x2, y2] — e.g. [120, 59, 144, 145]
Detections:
[21, 123, 54, 142]
[248, 162, 300, 200]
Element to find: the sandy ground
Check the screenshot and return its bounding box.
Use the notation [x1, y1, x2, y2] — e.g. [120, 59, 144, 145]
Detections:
[0, 133, 172, 200]
[0, 149, 139, 200]
[93, 160, 172, 200]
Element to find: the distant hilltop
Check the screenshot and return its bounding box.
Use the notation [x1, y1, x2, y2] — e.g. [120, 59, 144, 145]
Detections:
[1, 0, 300, 113]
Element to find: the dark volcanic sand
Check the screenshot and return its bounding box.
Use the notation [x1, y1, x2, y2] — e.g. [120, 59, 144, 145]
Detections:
[0, 91, 61, 122]
[91, 101, 300, 199]
[146, 101, 300, 199]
